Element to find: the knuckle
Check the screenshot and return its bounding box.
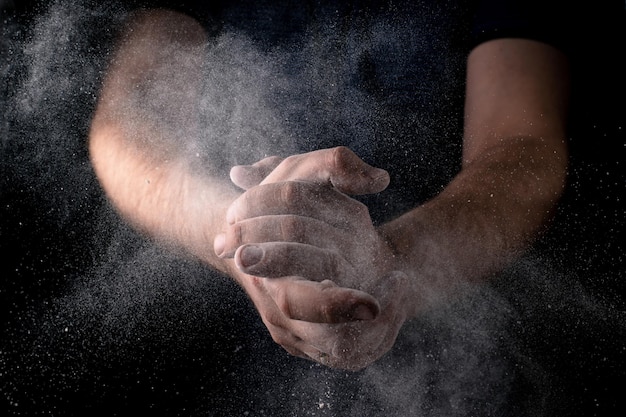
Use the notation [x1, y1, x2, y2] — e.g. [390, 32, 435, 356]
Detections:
[281, 154, 298, 166]
[226, 204, 238, 224]
[279, 181, 300, 205]
[321, 251, 341, 281]
[329, 146, 352, 173]
[240, 189, 254, 210]
[250, 276, 265, 289]
[230, 189, 254, 222]
[319, 279, 338, 289]
[274, 291, 293, 319]
[221, 224, 243, 256]
[232, 222, 244, 245]
[279, 215, 304, 242]
[318, 302, 334, 323]
[264, 308, 285, 327]
[278, 154, 301, 174]
[352, 199, 369, 216]
[263, 155, 283, 167]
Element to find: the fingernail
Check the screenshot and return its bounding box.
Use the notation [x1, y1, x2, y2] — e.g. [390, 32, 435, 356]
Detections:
[351, 303, 378, 321]
[370, 168, 390, 185]
[213, 234, 226, 256]
[239, 245, 263, 268]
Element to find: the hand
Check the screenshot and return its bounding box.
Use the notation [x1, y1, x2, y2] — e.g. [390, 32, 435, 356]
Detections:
[229, 147, 390, 195]
[215, 147, 411, 370]
[219, 147, 395, 292]
[243, 271, 409, 371]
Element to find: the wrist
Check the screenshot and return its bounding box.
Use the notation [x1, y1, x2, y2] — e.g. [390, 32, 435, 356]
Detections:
[377, 213, 456, 318]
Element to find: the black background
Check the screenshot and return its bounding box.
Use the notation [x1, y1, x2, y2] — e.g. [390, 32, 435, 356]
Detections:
[1, 1, 625, 416]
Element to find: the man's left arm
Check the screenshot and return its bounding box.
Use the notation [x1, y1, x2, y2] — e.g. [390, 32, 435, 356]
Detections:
[379, 38, 569, 315]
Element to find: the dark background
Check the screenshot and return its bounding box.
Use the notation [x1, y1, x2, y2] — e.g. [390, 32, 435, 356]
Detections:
[1, 1, 625, 416]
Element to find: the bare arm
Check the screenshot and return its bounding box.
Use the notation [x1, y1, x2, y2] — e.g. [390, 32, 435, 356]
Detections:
[89, 9, 243, 276]
[379, 38, 569, 315]
[89, 9, 382, 346]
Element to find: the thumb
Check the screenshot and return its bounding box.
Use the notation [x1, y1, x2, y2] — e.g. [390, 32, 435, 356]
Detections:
[230, 155, 283, 190]
[260, 278, 381, 323]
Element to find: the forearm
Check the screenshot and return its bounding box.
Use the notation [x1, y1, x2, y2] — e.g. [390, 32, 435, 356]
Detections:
[90, 121, 242, 275]
[88, 9, 245, 281]
[379, 136, 567, 316]
[379, 39, 570, 317]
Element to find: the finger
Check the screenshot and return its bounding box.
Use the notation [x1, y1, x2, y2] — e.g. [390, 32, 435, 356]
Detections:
[226, 181, 371, 227]
[266, 273, 409, 370]
[346, 271, 409, 352]
[216, 215, 347, 257]
[230, 155, 283, 190]
[246, 276, 379, 363]
[234, 242, 355, 284]
[262, 278, 380, 323]
[262, 321, 320, 360]
[259, 281, 382, 365]
[244, 275, 327, 358]
[298, 272, 410, 370]
[343, 271, 409, 355]
[261, 146, 390, 195]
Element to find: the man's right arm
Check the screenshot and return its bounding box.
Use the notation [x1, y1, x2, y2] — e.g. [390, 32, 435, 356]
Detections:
[89, 9, 244, 278]
[89, 10, 381, 356]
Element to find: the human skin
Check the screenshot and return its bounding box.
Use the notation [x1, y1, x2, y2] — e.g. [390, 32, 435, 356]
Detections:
[217, 148, 413, 368]
[89, 9, 569, 370]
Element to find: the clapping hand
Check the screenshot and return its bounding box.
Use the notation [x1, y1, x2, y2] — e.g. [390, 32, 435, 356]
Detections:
[214, 147, 411, 370]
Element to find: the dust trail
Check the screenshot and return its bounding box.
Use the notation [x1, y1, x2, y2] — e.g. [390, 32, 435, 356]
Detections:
[1, 1, 624, 416]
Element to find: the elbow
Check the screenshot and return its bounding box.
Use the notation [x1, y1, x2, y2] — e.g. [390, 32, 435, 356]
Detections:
[88, 118, 125, 204]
